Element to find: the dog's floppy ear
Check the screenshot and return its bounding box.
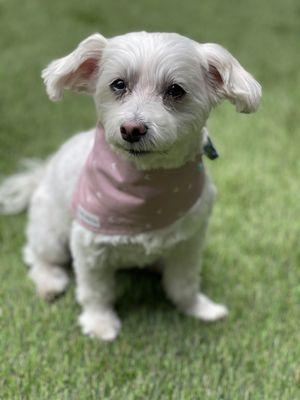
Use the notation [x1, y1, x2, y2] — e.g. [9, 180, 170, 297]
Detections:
[199, 43, 262, 113]
[42, 33, 108, 101]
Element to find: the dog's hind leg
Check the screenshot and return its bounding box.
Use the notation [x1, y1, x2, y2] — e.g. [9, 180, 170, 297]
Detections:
[25, 250, 70, 301]
[162, 235, 228, 322]
[24, 185, 71, 301]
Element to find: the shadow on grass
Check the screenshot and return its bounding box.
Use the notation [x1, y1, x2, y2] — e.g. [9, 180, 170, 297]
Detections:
[115, 268, 171, 315]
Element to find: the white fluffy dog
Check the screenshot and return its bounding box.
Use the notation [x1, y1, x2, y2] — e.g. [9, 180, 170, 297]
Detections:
[0, 32, 261, 340]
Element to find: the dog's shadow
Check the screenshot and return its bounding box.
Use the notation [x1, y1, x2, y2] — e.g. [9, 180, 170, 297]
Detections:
[114, 266, 170, 315]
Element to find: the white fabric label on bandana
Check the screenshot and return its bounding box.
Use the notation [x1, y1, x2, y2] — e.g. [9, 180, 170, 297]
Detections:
[77, 205, 100, 229]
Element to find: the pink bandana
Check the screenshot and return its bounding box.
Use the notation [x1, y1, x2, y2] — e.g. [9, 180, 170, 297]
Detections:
[71, 124, 205, 235]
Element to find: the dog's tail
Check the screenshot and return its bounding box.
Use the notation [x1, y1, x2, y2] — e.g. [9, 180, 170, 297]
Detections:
[0, 159, 46, 215]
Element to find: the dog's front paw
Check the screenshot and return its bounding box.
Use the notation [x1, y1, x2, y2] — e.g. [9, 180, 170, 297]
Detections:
[78, 309, 121, 341]
[183, 293, 229, 322]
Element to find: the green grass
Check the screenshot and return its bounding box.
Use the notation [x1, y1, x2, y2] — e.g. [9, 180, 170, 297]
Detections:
[0, 0, 300, 398]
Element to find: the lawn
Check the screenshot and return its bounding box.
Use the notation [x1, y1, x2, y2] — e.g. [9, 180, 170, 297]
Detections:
[0, 0, 299, 398]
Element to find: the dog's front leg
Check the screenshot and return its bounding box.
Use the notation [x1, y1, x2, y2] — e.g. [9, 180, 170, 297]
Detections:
[162, 235, 228, 322]
[70, 223, 121, 341]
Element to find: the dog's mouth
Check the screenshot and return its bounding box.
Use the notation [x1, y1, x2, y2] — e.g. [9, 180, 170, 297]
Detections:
[126, 149, 152, 156]
[113, 143, 169, 158]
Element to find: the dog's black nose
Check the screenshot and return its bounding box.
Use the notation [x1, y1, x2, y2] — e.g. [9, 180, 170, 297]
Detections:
[120, 122, 147, 143]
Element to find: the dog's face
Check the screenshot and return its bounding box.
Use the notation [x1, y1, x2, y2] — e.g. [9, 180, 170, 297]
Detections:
[42, 32, 261, 168]
[95, 33, 212, 167]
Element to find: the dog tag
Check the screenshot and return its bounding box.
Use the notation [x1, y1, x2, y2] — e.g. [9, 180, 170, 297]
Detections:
[204, 136, 219, 160]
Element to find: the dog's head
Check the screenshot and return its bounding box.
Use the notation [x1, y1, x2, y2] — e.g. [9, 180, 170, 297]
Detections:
[42, 31, 261, 168]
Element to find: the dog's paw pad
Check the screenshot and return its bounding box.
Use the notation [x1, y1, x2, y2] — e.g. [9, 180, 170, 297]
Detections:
[183, 293, 229, 322]
[78, 310, 121, 341]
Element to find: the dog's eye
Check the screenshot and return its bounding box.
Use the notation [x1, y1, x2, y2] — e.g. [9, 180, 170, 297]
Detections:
[110, 79, 126, 92]
[165, 84, 186, 99]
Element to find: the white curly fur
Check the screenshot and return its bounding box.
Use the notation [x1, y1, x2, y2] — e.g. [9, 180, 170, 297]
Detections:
[0, 31, 261, 340]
